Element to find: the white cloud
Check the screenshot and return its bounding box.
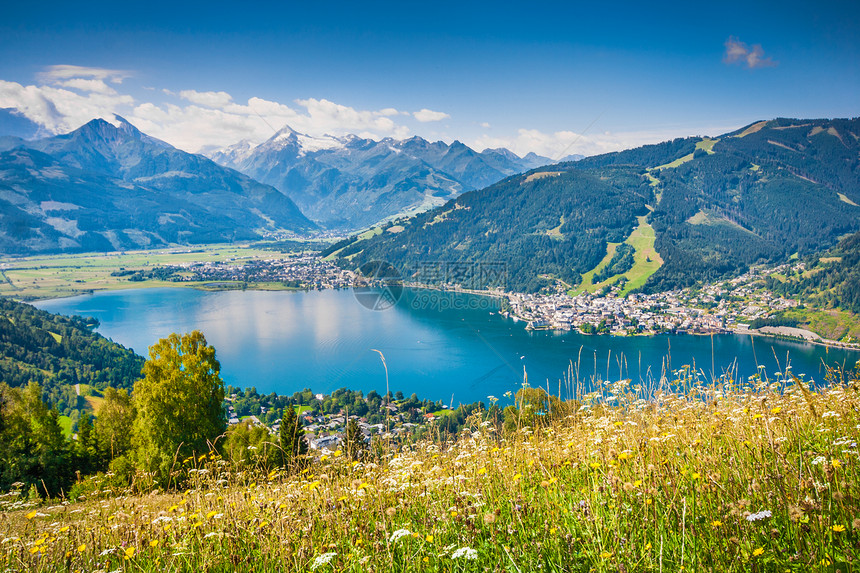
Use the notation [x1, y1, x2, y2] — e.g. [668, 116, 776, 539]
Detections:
[473, 125, 738, 159]
[1, 66, 735, 159]
[480, 122, 491, 128]
[0, 67, 420, 151]
[723, 37, 777, 69]
[413, 108, 450, 122]
[296, 98, 410, 138]
[0, 79, 133, 134]
[56, 78, 117, 95]
[179, 90, 234, 108]
[38, 65, 131, 84]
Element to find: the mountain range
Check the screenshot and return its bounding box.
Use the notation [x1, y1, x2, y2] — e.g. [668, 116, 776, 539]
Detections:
[342, 117, 860, 293]
[0, 116, 314, 254]
[3, 113, 858, 297]
[208, 126, 580, 228]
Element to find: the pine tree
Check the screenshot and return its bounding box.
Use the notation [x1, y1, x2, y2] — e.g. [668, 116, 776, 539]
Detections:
[279, 406, 307, 471]
[344, 419, 367, 460]
[75, 413, 97, 474]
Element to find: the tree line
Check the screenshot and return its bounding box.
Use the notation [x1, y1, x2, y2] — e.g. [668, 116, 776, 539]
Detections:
[1, 327, 549, 499]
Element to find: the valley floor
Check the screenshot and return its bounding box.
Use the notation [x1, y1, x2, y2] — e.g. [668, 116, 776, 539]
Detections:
[4, 245, 860, 350]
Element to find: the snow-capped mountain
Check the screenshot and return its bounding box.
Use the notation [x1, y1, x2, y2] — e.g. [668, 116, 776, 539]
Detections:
[208, 128, 575, 228]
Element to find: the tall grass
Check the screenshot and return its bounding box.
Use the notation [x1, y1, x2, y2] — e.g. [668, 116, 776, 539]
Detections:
[2, 367, 859, 572]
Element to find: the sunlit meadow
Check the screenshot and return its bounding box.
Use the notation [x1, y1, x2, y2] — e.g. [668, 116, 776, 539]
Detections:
[2, 365, 859, 572]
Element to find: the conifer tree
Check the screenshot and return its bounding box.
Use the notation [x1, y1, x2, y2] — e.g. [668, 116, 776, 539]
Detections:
[344, 419, 367, 460]
[279, 406, 307, 471]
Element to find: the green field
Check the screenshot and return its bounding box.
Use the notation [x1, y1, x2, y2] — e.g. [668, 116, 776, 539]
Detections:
[571, 242, 622, 295]
[321, 227, 383, 261]
[651, 137, 718, 170]
[7, 376, 859, 572]
[777, 307, 860, 342]
[570, 216, 663, 296]
[696, 137, 719, 154]
[0, 243, 303, 301]
[58, 415, 73, 438]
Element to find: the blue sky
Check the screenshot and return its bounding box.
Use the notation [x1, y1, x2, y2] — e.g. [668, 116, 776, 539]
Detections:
[1, 0, 858, 156]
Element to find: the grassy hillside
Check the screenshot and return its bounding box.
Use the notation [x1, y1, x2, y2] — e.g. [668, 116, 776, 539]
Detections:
[572, 215, 663, 295]
[3, 367, 858, 572]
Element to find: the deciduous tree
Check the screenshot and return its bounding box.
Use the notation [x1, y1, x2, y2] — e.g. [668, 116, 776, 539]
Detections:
[133, 331, 225, 483]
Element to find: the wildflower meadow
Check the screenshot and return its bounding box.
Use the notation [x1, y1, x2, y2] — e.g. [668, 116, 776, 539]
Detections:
[2, 366, 859, 572]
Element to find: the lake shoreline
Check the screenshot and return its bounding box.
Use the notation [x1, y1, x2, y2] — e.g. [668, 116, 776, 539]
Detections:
[25, 278, 860, 354]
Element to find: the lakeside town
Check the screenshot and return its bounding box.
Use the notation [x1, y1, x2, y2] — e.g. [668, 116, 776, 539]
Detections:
[112, 253, 852, 346]
[223, 388, 469, 451]
[505, 265, 803, 337]
[125, 253, 354, 290]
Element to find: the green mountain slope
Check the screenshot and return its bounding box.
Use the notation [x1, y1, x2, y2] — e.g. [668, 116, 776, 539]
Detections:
[765, 231, 860, 314]
[0, 297, 143, 412]
[340, 166, 653, 292]
[342, 117, 860, 293]
[640, 118, 860, 291]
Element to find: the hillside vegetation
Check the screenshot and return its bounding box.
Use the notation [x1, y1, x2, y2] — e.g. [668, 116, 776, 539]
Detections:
[341, 165, 653, 292]
[343, 118, 860, 293]
[766, 231, 860, 316]
[3, 366, 859, 572]
[0, 297, 143, 410]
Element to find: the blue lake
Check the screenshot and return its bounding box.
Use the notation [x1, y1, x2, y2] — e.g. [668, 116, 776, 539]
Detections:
[35, 287, 860, 405]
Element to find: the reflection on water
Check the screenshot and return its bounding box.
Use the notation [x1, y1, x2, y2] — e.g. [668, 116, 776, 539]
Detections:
[35, 287, 860, 406]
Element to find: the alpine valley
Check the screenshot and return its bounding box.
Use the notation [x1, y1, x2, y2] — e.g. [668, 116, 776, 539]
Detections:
[2, 114, 860, 299]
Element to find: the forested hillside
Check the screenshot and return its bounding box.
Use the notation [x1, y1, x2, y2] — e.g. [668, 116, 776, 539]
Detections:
[0, 297, 143, 410]
[765, 231, 860, 314]
[343, 117, 860, 293]
[341, 166, 653, 292]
